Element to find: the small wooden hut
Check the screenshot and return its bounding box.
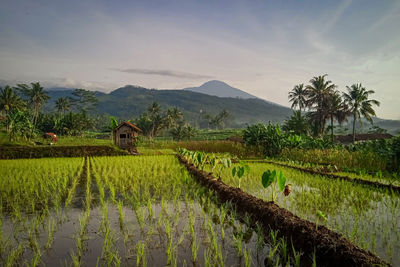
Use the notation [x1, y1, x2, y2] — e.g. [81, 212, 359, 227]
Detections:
[113, 122, 142, 153]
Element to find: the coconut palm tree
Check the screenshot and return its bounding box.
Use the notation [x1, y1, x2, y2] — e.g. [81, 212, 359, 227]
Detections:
[55, 97, 71, 114]
[326, 91, 349, 142]
[288, 84, 307, 112]
[166, 107, 183, 128]
[343, 83, 380, 143]
[17, 82, 50, 126]
[306, 75, 336, 136]
[0, 85, 25, 116]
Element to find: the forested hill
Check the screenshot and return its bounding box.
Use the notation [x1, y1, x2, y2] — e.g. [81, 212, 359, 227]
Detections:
[45, 85, 293, 127]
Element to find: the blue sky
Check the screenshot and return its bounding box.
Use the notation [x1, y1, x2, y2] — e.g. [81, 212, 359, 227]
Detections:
[0, 0, 399, 119]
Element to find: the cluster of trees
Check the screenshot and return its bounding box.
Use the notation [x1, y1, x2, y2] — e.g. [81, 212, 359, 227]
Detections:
[285, 74, 380, 142]
[200, 110, 230, 129]
[0, 80, 233, 143]
[133, 102, 198, 141]
[133, 102, 231, 140]
[0, 82, 97, 141]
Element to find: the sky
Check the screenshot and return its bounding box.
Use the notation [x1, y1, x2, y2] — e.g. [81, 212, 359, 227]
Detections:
[0, 0, 399, 119]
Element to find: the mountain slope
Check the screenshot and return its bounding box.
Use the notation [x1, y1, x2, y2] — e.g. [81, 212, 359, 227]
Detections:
[44, 84, 400, 132]
[184, 80, 257, 99]
[45, 85, 292, 127]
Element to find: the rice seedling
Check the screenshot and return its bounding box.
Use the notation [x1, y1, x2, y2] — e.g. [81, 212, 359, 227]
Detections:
[117, 200, 125, 232]
[136, 242, 146, 267]
[243, 246, 251, 267]
[44, 217, 56, 250]
[2, 153, 316, 266]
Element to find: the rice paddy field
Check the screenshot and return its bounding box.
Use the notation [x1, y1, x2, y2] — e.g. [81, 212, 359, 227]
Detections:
[212, 160, 400, 266]
[0, 155, 302, 267]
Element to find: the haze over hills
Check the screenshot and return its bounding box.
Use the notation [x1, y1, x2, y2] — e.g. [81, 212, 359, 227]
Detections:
[184, 80, 258, 99]
[42, 81, 400, 133]
[44, 82, 293, 127]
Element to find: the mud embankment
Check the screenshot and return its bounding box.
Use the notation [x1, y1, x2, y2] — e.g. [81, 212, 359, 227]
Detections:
[178, 155, 390, 267]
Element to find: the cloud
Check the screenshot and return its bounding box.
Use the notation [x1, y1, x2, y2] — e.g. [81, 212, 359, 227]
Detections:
[112, 68, 214, 79]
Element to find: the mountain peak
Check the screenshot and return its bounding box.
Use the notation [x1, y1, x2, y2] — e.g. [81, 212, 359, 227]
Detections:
[184, 80, 257, 99]
[201, 80, 230, 86]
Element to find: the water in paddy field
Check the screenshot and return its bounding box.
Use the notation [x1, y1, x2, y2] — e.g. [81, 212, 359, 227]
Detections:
[1, 200, 280, 266]
[245, 181, 400, 266]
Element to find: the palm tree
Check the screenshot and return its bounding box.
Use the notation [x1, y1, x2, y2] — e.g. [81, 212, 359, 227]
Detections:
[306, 75, 336, 136]
[55, 97, 71, 114]
[166, 107, 183, 128]
[343, 83, 380, 143]
[147, 102, 163, 139]
[288, 84, 307, 112]
[17, 82, 50, 126]
[0, 85, 25, 116]
[326, 91, 349, 142]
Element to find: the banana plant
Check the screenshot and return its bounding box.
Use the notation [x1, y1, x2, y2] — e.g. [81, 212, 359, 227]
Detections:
[261, 169, 289, 201]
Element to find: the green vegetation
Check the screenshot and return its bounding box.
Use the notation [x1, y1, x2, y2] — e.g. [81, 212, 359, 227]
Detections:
[179, 149, 399, 265]
[0, 154, 302, 266]
[287, 75, 380, 142]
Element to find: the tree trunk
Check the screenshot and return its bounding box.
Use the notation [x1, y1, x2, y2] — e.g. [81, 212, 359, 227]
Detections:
[352, 112, 357, 143]
[331, 115, 334, 142]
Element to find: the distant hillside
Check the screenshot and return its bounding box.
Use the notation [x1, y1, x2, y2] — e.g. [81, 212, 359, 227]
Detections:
[44, 83, 400, 132]
[184, 80, 257, 99]
[45, 85, 292, 127]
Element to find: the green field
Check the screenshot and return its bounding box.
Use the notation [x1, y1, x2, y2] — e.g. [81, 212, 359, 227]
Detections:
[0, 155, 301, 266]
[218, 162, 399, 264]
[1, 141, 399, 266]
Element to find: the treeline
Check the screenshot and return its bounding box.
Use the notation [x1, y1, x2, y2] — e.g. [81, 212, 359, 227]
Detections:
[284, 74, 380, 142]
[0, 82, 232, 142]
[117, 102, 231, 141]
[0, 82, 99, 141]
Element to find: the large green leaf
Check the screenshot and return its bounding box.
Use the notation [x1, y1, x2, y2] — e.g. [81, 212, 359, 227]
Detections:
[262, 170, 275, 188]
[243, 164, 250, 174]
[237, 166, 245, 179]
[277, 171, 286, 191]
[232, 167, 237, 177]
[222, 158, 232, 168]
[197, 152, 203, 164]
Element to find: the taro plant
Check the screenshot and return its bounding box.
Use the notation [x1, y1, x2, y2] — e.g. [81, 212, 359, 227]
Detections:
[232, 162, 250, 188]
[216, 157, 232, 179]
[315, 210, 328, 230]
[209, 155, 219, 174]
[261, 169, 290, 201]
[196, 151, 207, 170]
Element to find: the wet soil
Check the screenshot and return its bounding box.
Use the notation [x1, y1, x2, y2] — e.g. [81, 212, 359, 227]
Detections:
[246, 160, 400, 194]
[178, 155, 391, 267]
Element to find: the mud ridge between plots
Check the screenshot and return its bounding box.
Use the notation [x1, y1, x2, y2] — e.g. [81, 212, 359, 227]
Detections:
[177, 155, 391, 267]
[245, 160, 400, 194]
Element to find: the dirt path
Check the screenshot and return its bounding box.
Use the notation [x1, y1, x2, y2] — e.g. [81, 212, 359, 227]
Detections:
[245, 160, 400, 194]
[178, 155, 391, 267]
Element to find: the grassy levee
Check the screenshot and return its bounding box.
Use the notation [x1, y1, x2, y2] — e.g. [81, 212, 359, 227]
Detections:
[178, 154, 391, 267]
[0, 145, 127, 159]
[246, 159, 400, 192]
[140, 139, 255, 158]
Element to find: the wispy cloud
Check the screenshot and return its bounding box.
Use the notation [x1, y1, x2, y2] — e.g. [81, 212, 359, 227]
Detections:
[112, 68, 214, 79]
